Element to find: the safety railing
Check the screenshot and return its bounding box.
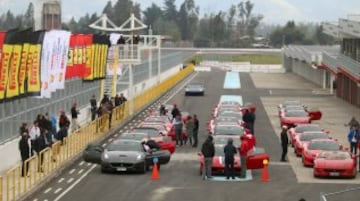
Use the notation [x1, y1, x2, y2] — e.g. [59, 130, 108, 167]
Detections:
[0, 63, 194, 201]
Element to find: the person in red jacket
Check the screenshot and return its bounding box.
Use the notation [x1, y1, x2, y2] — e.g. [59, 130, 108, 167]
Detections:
[239, 135, 252, 178]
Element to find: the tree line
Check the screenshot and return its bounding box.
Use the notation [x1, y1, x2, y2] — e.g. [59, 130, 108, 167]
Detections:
[0, 0, 335, 48]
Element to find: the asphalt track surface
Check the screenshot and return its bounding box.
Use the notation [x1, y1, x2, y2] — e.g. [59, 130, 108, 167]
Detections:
[28, 70, 359, 201]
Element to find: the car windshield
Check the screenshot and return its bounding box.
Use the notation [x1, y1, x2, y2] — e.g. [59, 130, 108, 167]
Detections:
[284, 106, 304, 112]
[187, 83, 203, 88]
[300, 132, 328, 141]
[317, 151, 351, 160]
[121, 133, 148, 141]
[215, 117, 238, 124]
[214, 137, 241, 147]
[215, 146, 225, 156]
[218, 107, 239, 113]
[308, 141, 339, 151]
[141, 124, 164, 131]
[132, 128, 160, 137]
[214, 126, 244, 135]
[295, 125, 321, 133]
[107, 140, 141, 152]
[285, 110, 308, 117]
[219, 101, 241, 107]
[218, 111, 243, 119]
[283, 101, 301, 107]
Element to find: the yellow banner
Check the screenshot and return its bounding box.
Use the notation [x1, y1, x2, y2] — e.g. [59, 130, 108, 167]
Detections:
[100, 45, 108, 78]
[67, 48, 73, 66]
[0, 44, 12, 100]
[27, 44, 41, 93]
[19, 43, 29, 95]
[6, 44, 22, 98]
[93, 44, 99, 79]
[83, 45, 94, 80]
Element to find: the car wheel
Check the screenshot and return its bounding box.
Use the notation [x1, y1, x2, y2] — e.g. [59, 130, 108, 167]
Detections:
[139, 162, 146, 174]
[101, 165, 107, 173]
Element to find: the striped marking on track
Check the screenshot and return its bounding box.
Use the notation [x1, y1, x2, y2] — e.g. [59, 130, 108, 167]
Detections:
[69, 169, 76, 174]
[54, 188, 62, 194]
[57, 178, 65, 183]
[44, 188, 52, 194]
[79, 161, 84, 166]
[78, 169, 84, 174]
[67, 178, 74, 183]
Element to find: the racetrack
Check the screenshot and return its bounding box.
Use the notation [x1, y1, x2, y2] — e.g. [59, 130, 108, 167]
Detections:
[27, 69, 360, 201]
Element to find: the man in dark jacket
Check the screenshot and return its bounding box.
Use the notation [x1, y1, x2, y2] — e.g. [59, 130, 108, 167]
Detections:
[19, 133, 30, 177]
[280, 125, 289, 162]
[224, 138, 237, 179]
[171, 104, 180, 120]
[242, 109, 253, 134]
[249, 110, 256, 134]
[201, 135, 215, 180]
[36, 129, 50, 172]
[90, 95, 97, 121]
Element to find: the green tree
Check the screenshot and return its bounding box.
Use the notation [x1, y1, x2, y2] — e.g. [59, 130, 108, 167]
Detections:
[312, 25, 335, 45]
[269, 21, 307, 47]
[102, 1, 114, 21]
[143, 3, 163, 27]
[23, 2, 34, 30]
[153, 17, 180, 40]
[112, 0, 140, 26]
[178, 0, 199, 41]
[163, 0, 178, 23]
[237, 1, 262, 38]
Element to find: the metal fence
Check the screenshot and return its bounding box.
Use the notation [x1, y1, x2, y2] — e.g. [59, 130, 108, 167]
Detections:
[0, 50, 195, 144]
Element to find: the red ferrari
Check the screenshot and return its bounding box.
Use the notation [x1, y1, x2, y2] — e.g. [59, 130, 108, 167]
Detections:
[167, 125, 188, 141]
[313, 151, 357, 178]
[207, 116, 244, 134]
[288, 124, 325, 146]
[213, 135, 241, 148]
[198, 145, 269, 175]
[280, 109, 321, 128]
[212, 123, 248, 136]
[293, 131, 329, 157]
[302, 139, 342, 166]
[143, 116, 172, 131]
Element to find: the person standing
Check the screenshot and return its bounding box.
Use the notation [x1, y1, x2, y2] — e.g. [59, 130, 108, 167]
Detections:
[58, 110, 70, 143]
[171, 104, 180, 120]
[201, 135, 215, 180]
[114, 94, 121, 107]
[19, 132, 30, 177]
[186, 115, 195, 146]
[224, 138, 237, 179]
[71, 102, 80, 132]
[347, 125, 360, 155]
[249, 110, 256, 135]
[29, 121, 40, 156]
[36, 129, 50, 172]
[108, 97, 115, 128]
[119, 93, 127, 105]
[90, 95, 97, 121]
[19, 123, 29, 136]
[239, 135, 251, 178]
[280, 125, 289, 162]
[345, 116, 360, 130]
[193, 114, 199, 147]
[173, 115, 183, 146]
[159, 104, 166, 116]
[242, 109, 252, 134]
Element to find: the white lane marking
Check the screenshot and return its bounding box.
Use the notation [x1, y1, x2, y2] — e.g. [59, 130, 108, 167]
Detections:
[165, 72, 198, 103]
[108, 138, 112, 142]
[79, 161, 84, 166]
[269, 161, 291, 166]
[57, 178, 65, 183]
[130, 126, 134, 129]
[32, 199, 38, 201]
[54, 188, 62, 194]
[69, 169, 75, 174]
[54, 164, 97, 201]
[102, 143, 107, 147]
[78, 169, 84, 174]
[44, 200, 48, 201]
[119, 130, 123, 133]
[44, 188, 52, 194]
[87, 163, 91, 166]
[114, 134, 118, 137]
[67, 178, 74, 183]
[269, 90, 272, 95]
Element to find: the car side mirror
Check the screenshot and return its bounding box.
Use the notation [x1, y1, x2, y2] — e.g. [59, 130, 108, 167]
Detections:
[95, 147, 104, 152]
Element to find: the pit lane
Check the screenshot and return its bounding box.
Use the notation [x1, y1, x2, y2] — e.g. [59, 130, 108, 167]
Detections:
[27, 70, 360, 201]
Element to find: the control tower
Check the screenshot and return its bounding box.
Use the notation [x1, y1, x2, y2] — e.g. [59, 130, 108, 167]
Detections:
[34, 0, 62, 30]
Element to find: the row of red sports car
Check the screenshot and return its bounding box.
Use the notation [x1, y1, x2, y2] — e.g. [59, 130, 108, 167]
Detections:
[197, 98, 269, 175]
[279, 100, 358, 178]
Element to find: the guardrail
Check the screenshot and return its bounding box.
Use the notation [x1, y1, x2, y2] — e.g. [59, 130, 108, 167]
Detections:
[0, 64, 194, 201]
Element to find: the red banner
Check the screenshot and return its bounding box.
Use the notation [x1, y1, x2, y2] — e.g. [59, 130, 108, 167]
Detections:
[83, 34, 93, 80]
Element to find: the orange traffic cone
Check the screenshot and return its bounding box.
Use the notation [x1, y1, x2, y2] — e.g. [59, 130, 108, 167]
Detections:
[261, 159, 269, 182]
[151, 163, 160, 180]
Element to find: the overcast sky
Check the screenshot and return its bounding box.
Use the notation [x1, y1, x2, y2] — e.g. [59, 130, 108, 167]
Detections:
[1, 0, 359, 25]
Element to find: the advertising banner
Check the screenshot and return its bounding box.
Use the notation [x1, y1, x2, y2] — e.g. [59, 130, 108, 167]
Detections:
[27, 31, 44, 95]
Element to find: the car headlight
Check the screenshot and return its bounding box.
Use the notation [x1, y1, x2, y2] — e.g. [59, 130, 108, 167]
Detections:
[103, 153, 109, 160]
[136, 154, 144, 160]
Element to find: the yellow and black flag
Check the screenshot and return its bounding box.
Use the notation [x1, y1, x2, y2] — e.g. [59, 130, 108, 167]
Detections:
[26, 31, 44, 96]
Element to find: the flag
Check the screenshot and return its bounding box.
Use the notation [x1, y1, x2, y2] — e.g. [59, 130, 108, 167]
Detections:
[83, 34, 94, 80]
[0, 30, 17, 100]
[18, 30, 32, 96]
[27, 31, 44, 96]
[6, 31, 23, 99]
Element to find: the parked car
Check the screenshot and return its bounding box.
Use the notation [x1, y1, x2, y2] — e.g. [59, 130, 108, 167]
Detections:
[313, 151, 357, 178]
[280, 110, 312, 128]
[293, 131, 330, 157]
[83, 139, 171, 173]
[288, 124, 325, 146]
[185, 83, 205, 96]
[302, 139, 342, 166]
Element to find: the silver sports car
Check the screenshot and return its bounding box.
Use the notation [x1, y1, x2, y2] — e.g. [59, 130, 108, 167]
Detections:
[185, 83, 205, 96]
[83, 139, 171, 174]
